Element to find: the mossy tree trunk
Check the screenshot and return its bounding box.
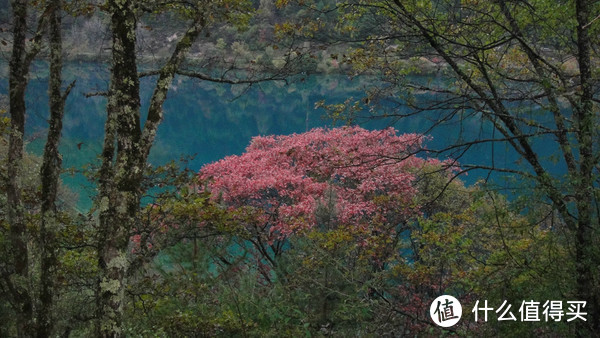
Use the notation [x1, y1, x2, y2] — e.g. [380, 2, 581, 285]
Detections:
[573, 0, 598, 334]
[7, 1, 33, 335]
[5, 0, 47, 335]
[95, 1, 204, 334]
[37, 0, 74, 335]
[95, 0, 141, 335]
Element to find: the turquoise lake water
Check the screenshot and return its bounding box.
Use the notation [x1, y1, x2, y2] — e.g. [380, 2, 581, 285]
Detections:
[1, 61, 562, 209]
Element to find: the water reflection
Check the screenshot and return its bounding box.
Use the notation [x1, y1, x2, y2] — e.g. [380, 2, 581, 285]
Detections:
[0, 61, 536, 208]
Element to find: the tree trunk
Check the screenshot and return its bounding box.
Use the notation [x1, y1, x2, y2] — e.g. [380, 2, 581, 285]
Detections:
[38, 0, 72, 335]
[7, 0, 34, 335]
[95, 0, 141, 335]
[94, 0, 205, 333]
[574, 0, 598, 334]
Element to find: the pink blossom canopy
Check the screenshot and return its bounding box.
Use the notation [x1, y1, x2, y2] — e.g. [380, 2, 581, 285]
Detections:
[199, 126, 438, 239]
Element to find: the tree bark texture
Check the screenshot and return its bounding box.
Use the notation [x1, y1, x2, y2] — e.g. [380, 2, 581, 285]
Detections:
[7, 0, 34, 335]
[574, 0, 599, 334]
[96, 0, 141, 335]
[37, 0, 73, 335]
[95, 1, 205, 334]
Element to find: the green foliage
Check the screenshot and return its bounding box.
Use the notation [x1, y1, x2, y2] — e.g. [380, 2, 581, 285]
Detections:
[117, 160, 576, 336]
[274, 0, 600, 333]
[0, 110, 98, 335]
[0, 131, 571, 336]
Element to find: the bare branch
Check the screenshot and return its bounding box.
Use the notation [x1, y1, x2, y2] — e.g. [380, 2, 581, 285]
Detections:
[83, 91, 108, 98]
[62, 80, 76, 103]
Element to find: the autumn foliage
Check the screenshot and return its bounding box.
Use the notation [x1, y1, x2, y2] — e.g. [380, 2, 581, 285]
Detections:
[122, 127, 569, 336]
[199, 126, 443, 242]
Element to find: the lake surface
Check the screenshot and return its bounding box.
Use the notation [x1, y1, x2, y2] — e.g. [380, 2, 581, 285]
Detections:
[1, 61, 548, 209]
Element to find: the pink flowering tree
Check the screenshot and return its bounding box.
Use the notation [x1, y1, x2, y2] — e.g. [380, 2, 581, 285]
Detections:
[199, 126, 446, 270]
